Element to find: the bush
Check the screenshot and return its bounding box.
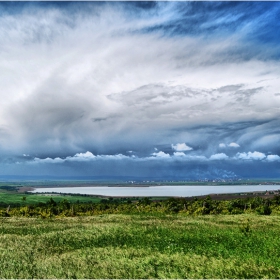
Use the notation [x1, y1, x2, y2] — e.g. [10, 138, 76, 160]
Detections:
[256, 205, 272, 215]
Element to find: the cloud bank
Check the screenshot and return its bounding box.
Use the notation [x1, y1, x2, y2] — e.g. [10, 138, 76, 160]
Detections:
[0, 2, 280, 179]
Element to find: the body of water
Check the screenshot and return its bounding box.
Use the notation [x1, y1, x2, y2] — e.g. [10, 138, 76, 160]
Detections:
[30, 185, 279, 197]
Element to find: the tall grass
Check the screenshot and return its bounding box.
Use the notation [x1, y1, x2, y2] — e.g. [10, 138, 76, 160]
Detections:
[0, 214, 279, 278]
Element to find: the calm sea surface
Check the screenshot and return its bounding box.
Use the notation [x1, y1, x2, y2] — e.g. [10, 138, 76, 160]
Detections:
[30, 185, 279, 197]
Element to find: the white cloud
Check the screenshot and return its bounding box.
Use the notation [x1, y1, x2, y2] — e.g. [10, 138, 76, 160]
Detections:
[27, 149, 280, 165]
[228, 142, 240, 148]
[66, 151, 96, 161]
[151, 151, 170, 158]
[65, 152, 130, 161]
[33, 151, 131, 163]
[171, 143, 192, 152]
[96, 154, 129, 160]
[173, 152, 186, 157]
[236, 151, 266, 160]
[32, 150, 215, 164]
[209, 153, 228, 160]
[219, 142, 240, 148]
[33, 157, 64, 164]
[266, 154, 280, 162]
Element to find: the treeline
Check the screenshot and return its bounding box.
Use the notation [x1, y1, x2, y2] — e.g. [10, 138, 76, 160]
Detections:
[1, 195, 280, 217]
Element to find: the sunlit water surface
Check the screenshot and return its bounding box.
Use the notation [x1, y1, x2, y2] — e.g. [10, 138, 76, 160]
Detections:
[30, 185, 279, 197]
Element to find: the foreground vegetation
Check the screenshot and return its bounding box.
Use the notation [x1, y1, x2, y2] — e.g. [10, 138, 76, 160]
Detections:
[1, 188, 280, 278]
[1, 193, 280, 217]
[0, 214, 279, 278]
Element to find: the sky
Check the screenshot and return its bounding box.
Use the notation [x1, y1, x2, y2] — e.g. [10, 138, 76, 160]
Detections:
[0, 1, 280, 180]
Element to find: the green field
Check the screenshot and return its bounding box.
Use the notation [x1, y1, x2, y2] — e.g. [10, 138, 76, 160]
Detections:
[1, 184, 280, 278]
[0, 189, 101, 206]
[0, 214, 280, 278]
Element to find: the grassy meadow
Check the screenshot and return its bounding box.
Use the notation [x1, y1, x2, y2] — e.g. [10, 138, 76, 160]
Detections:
[0, 214, 280, 279]
[0, 188, 101, 206]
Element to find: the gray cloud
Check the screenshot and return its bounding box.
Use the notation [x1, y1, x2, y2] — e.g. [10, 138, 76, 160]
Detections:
[209, 153, 229, 160]
[92, 118, 108, 123]
[0, 2, 280, 179]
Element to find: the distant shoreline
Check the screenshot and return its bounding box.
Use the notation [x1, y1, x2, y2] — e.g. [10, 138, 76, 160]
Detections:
[24, 182, 280, 189]
[26, 190, 279, 201]
[25, 184, 280, 200]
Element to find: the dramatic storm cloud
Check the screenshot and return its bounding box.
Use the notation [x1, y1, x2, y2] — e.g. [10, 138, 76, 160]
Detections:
[0, 1, 280, 179]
